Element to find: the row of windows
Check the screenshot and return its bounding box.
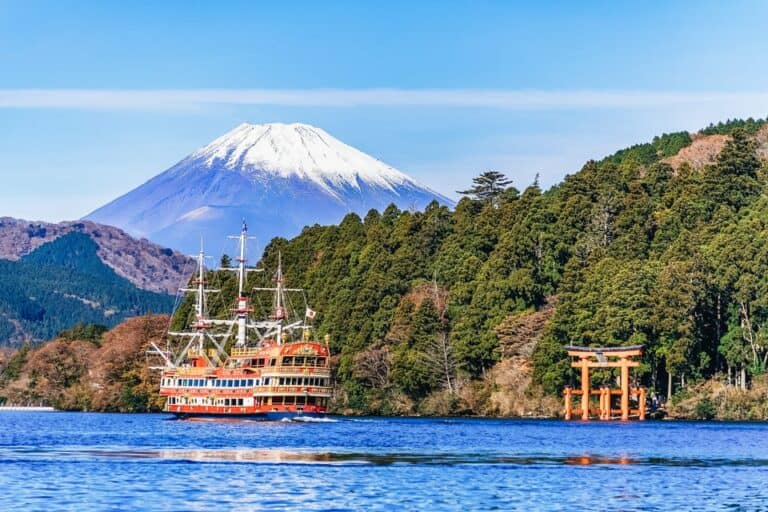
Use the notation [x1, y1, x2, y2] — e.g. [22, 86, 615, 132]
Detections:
[163, 377, 329, 388]
[244, 356, 327, 368]
[162, 378, 258, 388]
[271, 396, 327, 406]
[281, 357, 327, 367]
[276, 377, 327, 387]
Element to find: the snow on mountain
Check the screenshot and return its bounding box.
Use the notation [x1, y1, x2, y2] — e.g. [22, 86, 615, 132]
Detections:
[85, 123, 453, 255]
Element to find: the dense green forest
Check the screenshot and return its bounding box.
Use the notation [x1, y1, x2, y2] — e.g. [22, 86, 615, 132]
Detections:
[168, 118, 768, 415]
[0, 232, 174, 344]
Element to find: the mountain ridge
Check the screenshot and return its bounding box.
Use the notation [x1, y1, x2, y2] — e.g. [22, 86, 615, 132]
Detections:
[0, 232, 175, 345]
[0, 217, 192, 295]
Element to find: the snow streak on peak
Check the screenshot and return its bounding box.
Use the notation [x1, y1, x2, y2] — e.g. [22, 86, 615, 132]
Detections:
[189, 122, 419, 196]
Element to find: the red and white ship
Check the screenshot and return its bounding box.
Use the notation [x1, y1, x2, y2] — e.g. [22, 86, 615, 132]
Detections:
[151, 222, 332, 420]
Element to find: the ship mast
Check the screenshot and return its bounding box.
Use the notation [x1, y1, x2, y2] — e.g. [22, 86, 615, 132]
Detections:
[224, 220, 260, 346]
[158, 241, 227, 368]
[253, 251, 306, 345]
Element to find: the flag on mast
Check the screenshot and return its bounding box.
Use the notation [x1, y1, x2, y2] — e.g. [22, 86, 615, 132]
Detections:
[305, 307, 317, 319]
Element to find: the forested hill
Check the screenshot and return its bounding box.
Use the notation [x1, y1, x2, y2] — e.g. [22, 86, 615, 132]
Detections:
[0, 232, 175, 345]
[177, 118, 768, 416]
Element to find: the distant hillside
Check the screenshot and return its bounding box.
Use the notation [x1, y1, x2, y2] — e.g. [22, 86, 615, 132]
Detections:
[0, 217, 192, 295]
[0, 315, 168, 411]
[0, 233, 175, 345]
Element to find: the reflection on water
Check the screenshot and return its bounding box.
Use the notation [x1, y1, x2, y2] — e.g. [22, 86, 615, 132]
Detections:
[5, 446, 768, 468]
[0, 413, 767, 511]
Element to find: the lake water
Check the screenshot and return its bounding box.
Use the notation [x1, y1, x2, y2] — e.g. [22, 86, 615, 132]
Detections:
[0, 412, 766, 511]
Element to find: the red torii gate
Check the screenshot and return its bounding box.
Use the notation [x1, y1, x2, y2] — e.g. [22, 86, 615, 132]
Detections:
[563, 345, 646, 421]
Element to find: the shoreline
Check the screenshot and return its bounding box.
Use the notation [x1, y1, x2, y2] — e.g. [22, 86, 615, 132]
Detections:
[0, 405, 56, 412]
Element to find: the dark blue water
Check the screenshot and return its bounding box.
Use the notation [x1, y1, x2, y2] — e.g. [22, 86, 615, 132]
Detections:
[0, 412, 766, 511]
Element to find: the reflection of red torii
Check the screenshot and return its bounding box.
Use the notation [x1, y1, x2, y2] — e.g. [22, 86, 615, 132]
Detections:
[564, 345, 646, 421]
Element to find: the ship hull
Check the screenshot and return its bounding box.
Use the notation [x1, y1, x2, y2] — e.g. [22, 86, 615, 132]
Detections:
[171, 410, 327, 421]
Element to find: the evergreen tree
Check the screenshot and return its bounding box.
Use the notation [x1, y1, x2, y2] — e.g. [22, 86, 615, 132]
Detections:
[457, 171, 514, 205]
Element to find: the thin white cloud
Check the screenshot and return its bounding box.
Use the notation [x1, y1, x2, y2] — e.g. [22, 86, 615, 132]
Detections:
[2, 88, 768, 110]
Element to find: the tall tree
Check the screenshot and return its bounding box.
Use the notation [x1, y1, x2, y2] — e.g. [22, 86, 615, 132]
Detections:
[457, 171, 514, 205]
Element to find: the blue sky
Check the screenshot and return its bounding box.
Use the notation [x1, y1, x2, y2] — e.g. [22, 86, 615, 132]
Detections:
[2, 1, 768, 221]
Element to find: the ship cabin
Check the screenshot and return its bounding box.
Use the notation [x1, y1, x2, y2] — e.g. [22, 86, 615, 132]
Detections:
[160, 340, 333, 416]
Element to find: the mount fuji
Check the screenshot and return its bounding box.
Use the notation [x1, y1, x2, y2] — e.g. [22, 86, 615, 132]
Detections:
[85, 123, 453, 255]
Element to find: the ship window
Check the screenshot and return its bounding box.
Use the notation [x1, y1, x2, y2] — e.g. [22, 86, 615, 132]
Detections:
[284, 396, 294, 405]
[295, 357, 305, 366]
[273, 396, 282, 405]
[296, 396, 305, 405]
[227, 379, 233, 387]
[264, 378, 270, 385]
[238, 398, 243, 406]
[241, 379, 246, 387]
[270, 359, 276, 366]
[282, 357, 293, 366]
[234, 380, 240, 387]
[255, 379, 260, 386]
[247, 379, 254, 386]
[307, 397, 316, 405]
[317, 358, 326, 366]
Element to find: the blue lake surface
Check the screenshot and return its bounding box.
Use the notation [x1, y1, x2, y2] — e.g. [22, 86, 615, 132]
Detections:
[0, 412, 766, 511]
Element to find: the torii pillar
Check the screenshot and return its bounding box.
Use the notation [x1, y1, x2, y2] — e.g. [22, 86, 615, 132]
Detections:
[580, 357, 590, 420]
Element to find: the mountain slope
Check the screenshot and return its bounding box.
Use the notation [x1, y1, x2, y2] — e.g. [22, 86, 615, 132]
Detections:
[85, 122, 454, 254]
[0, 218, 192, 295]
[0, 232, 175, 345]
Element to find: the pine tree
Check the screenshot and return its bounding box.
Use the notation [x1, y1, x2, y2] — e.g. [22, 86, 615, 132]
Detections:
[457, 171, 513, 205]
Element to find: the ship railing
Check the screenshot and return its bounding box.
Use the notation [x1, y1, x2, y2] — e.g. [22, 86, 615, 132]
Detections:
[263, 366, 331, 375]
[253, 386, 333, 396]
[230, 347, 262, 357]
[174, 367, 216, 376]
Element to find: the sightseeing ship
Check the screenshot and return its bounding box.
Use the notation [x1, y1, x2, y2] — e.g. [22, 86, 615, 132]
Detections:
[151, 222, 332, 420]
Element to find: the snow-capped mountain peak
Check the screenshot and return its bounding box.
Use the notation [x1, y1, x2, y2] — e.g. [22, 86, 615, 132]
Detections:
[188, 122, 417, 196]
[86, 122, 453, 254]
